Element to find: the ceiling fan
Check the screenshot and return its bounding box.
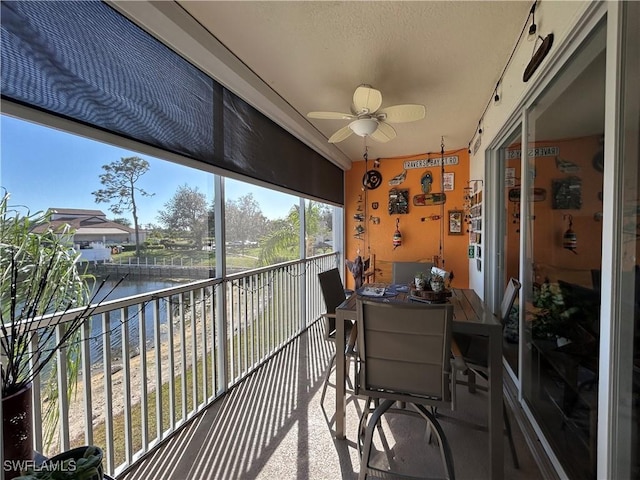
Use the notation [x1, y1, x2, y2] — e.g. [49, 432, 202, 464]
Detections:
[307, 84, 426, 143]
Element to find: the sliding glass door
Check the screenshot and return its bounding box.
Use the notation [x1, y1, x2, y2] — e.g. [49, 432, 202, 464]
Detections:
[521, 19, 606, 480]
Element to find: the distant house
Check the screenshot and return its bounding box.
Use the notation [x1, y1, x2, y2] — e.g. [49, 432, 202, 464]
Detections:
[31, 208, 146, 262]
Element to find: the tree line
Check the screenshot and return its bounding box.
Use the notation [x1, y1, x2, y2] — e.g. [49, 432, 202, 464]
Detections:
[92, 156, 332, 264]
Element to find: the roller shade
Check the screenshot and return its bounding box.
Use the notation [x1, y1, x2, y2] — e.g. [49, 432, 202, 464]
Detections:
[0, 0, 343, 205]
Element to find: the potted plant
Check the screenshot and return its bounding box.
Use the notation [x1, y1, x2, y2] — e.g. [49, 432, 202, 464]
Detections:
[1, 192, 116, 479]
[15, 446, 103, 480]
[414, 272, 427, 291]
[530, 279, 577, 342]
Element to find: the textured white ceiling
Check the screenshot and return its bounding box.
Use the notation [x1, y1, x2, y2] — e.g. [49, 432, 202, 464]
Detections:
[176, 1, 533, 164]
[149, 1, 532, 167]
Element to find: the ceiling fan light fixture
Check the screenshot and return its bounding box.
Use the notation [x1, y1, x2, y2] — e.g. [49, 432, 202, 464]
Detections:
[349, 118, 378, 137]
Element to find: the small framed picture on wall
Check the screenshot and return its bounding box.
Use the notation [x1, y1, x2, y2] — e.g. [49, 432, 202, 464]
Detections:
[443, 172, 455, 191]
[448, 210, 463, 235]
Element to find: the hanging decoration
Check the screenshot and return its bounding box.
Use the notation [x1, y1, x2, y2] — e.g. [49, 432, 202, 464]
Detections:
[421, 215, 442, 222]
[361, 146, 382, 190]
[363, 169, 382, 190]
[421, 171, 434, 193]
[392, 218, 402, 249]
[562, 214, 578, 254]
[388, 188, 409, 214]
[523, 33, 554, 82]
[388, 169, 407, 186]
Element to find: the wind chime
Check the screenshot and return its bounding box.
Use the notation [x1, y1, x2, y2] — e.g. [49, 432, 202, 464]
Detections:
[562, 214, 577, 254]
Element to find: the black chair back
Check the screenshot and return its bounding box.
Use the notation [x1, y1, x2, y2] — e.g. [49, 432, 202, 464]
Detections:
[500, 277, 521, 326]
[318, 268, 347, 337]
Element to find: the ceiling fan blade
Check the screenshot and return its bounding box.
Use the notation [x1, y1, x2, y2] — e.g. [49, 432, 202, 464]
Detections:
[328, 125, 354, 143]
[352, 85, 382, 114]
[307, 111, 356, 120]
[369, 122, 396, 143]
[377, 104, 426, 123]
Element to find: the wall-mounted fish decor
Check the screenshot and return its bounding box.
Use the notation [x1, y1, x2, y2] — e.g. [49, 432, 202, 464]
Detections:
[388, 169, 407, 186]
[555, 156, 580, 173]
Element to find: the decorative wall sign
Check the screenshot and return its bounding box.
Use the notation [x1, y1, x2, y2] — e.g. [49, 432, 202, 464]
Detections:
[523, 33, 554, 82]
[388, 188, 409, 215]
[507, 146, 559, 159]
[403, 156, 459, 170]
[448, 210, 463, 235]
[421, 171, 433, 193]
[505, 167, 516, 187]
[508, 187, 547, 202]
[413, 192, 447, 206]
[443, 172, 455, 191]
[552, 176, 582, 209]
[473, 135, 482, 156]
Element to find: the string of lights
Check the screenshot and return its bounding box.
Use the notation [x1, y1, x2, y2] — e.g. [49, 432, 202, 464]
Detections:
[467, 0, 538, 154]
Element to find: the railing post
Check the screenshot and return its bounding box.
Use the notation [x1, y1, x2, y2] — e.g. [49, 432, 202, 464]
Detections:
[80, 320, 93, 445]
[56, 324, 70, 451]
[29, 334, 43, 452]
[102, 312, 114, 473]
[121, 306, 133, 464]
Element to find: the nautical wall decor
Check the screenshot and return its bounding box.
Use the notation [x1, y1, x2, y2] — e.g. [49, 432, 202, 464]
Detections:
[363, 169, 382, 190]
[562, 214, 577, 254]
[393, 218, 402, 249]
[413, 192, 446, 206]
[552, 176, 582, 209]
[403, 156, 459, 170]
[421, 171, 433, 193]
[388, 170, 407, 186]
[555, 156, 580, 173]
[388, 188, 409, 215]
[508, 187, 547, 202]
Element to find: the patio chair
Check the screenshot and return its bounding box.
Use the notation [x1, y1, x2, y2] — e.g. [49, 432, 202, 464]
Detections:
[453, 277, 521, 468]
[355, 298, 456, 480]
[318, 268, 355, 405]
[392, 261, 434, 286]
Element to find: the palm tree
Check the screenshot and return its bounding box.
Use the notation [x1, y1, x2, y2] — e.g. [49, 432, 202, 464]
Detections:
[258, 202, 329, 266]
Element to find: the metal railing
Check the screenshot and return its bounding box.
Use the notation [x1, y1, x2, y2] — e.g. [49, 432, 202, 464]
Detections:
[22, 253, 339, 477]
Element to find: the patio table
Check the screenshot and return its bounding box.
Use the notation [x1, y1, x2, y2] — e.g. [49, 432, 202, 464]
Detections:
[335, 286, 504, 480]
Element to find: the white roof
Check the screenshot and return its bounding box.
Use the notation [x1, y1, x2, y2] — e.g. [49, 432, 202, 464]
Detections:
[75, 227, 130, 235]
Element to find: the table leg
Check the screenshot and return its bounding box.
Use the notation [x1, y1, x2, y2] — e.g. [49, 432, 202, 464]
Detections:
[488, 326, 504, 479]
[335, 310, 347, 439]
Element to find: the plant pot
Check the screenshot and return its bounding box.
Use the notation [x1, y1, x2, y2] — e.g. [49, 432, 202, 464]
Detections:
[414, 277, 426, 291]
[17, 446, 104, 480]
[430, 280, 444, 293]
[3, 383, 34, 480]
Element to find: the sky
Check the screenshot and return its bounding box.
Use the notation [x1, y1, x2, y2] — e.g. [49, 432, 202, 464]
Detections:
[0, 115, 298, 225]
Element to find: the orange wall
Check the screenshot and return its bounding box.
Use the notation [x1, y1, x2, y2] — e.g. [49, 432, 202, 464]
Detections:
[344, 149, 470, 290]
[504, 135, 603, 285]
